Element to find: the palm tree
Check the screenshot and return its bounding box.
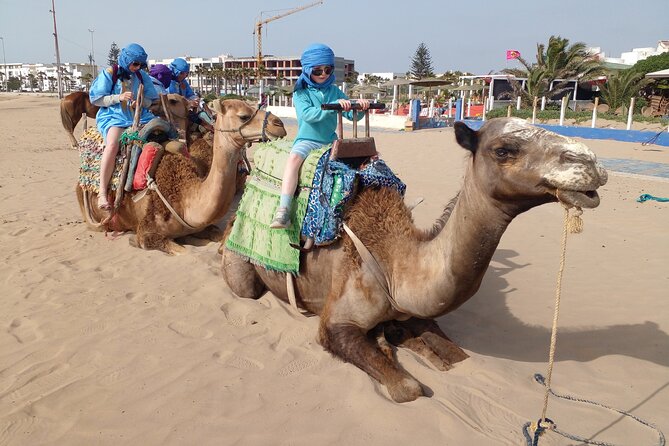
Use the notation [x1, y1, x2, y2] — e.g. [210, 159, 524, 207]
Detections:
[503, 35, 604, 105]
[598, 69, 650, 112]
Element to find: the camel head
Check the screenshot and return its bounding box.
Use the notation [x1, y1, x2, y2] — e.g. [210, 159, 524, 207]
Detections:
[149, 94, 190, 140]
[454, 117, 607, 212]
[210, 99, 286, 147]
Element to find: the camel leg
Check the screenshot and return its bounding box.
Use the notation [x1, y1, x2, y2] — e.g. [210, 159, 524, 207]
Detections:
[132, 219, 186, 255]
[221, 249, 265, 299]
[319, 321, 424, 403]
[190, 224, 225, 242]
[382, 318, 469, 370]
[68, 132, 79, 148]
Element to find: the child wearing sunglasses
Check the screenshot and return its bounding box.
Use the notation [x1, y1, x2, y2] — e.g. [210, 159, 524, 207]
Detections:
[270, 43, 369, 229]
[89, 43, 158, 211]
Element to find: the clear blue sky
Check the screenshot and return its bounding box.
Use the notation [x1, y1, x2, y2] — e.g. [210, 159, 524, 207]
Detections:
[0, 0, 666, 74]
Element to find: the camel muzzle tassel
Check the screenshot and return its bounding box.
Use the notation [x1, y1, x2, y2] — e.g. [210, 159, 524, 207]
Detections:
[565, 206, 583, 234]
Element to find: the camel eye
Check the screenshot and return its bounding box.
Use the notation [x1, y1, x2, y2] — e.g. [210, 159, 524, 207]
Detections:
[494, 148, 509, 158]
[239, 114, 252, 122]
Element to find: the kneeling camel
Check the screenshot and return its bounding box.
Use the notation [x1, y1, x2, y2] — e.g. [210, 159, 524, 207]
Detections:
[222, 118, 608, 402]
[77, 99, 286, 255]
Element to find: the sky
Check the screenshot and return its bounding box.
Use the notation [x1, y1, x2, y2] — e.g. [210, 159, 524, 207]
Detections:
[0, 0, 667, 75]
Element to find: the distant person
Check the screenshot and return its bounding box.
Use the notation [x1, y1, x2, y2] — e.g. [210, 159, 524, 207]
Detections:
[270, 43, 369, 229]
[168, 58, 213, 133]
[89, 43, 158, 211]
[149, 64, 173, 95]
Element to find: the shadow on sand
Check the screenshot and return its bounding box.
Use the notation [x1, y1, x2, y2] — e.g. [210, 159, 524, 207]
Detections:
[438, 248, 669, 368]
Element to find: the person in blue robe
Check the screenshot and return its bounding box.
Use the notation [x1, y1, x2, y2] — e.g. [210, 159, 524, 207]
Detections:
[89, 43, 158, 210]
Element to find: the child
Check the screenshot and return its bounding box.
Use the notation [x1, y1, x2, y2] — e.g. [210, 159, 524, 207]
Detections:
[270, 43, 369, 229]
[167, 58, 213, 133]
[89, 43, 158, 210]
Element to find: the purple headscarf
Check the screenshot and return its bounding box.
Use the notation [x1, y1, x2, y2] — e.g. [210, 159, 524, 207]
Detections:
[150, 64, 173, 88]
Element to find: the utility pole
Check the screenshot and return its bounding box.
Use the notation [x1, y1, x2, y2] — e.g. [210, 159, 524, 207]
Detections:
[50, 0, 63, 98]
[0, 37, 6, 92]
[88, 28, 96, 75]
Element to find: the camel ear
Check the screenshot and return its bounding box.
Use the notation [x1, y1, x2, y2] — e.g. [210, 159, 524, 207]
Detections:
[211, 99, 224, 114]
[454, 122, 478, 153]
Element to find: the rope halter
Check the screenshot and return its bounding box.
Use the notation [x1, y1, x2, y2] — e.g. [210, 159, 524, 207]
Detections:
[216, 105, 271, 143]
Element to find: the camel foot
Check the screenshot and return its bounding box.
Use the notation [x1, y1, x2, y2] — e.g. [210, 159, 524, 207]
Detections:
[387, 377, 424, 403]
[382, 318, 468, 370]
[130, 234, 187, 255]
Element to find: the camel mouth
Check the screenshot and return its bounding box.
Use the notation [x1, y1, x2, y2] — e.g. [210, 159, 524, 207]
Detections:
[556, 189, 600, 209]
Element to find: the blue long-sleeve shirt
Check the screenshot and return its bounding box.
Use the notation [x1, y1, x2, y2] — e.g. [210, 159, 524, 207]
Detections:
[89, 68, 158, 142]
[293, 84, 363, 145]
[168, 79, 197, 101]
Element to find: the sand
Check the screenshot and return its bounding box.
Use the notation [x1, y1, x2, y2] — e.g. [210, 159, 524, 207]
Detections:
[1, 93, 668, 446]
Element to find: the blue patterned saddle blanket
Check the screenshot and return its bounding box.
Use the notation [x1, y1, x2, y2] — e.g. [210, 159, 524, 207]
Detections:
[302, 150, 406, 246]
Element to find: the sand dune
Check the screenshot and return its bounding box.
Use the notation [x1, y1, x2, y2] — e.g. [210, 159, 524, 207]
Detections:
[0, 93, 667, 445]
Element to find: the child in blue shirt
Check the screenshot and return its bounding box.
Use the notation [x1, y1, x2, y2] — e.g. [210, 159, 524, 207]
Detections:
[270, 43, 369, 229]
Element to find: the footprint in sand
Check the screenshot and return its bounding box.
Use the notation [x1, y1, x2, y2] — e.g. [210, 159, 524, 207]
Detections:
[8, 318, 41, 344]
[125, 291, 146, 302]
[80, 321, 108, 336]
[277, 355, 319, 377]
[9, 227, 29, 237]
[213, 351, 264, 371]
[220, 303, 245, 327]
[168, 321, 213, 339]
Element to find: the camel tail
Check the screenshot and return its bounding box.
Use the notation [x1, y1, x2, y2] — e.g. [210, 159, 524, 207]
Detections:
[60, 99, 81, 148]
[60, 100, 75, 135]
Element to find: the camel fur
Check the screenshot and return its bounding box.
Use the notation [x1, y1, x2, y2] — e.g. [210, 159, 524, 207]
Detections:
[76, 99, 286, 255]
[221, 117, 608, 402]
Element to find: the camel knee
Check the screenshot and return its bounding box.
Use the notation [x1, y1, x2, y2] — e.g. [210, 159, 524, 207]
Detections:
[221, 249, 264, 299]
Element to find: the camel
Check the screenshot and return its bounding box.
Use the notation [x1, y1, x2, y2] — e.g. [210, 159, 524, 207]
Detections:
[60, 91, 190, 148]
[76, 99, 286, 255]
[221, 117, 608, 402]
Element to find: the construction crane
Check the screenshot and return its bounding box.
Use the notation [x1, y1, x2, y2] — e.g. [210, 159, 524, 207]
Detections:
[254, 1, 323, 77]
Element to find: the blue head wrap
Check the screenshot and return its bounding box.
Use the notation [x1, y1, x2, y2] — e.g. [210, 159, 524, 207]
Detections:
[294, 43, 336, 91]
[169, 58, 190, 79]
[117, 43, 148, 80]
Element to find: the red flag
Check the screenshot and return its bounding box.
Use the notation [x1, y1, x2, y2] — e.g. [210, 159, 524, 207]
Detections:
[506, 50, 520, 60]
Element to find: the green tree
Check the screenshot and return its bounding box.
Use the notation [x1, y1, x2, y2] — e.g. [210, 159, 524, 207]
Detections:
[107, 42, 120, 67]
[503, 35, 604, 104]
[7, 76, 20, 91]
[409, 42, 434, 79]
[631, 52, 669, 75]
[598, 69, 650, 111]
[362, 74, 383, 85]
[344, 69, 359, 85]
[81, 73, 94, 90]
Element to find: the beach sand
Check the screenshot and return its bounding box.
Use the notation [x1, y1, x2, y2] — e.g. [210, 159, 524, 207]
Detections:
[1, 93, 668, 445]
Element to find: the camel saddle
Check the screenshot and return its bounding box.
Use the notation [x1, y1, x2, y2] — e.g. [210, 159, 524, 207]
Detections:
[77, 118, 180, 194]
[225, 139, 405, 274]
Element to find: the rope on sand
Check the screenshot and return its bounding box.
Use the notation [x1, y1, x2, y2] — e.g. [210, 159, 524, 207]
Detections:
[637, 194, 669, 203]
[522, 205, 665, 446]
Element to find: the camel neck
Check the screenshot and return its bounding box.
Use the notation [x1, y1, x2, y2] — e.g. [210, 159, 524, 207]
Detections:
[183, 131, 240, 227]
[393, 172, 516, 318]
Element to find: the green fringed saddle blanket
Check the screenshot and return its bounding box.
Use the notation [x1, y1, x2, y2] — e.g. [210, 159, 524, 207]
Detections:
[225, 139, 327, 274]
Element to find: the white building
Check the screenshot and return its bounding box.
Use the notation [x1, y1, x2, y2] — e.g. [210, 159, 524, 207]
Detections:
[591, 40, 669, 68]
[0, 61, 96, 92]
